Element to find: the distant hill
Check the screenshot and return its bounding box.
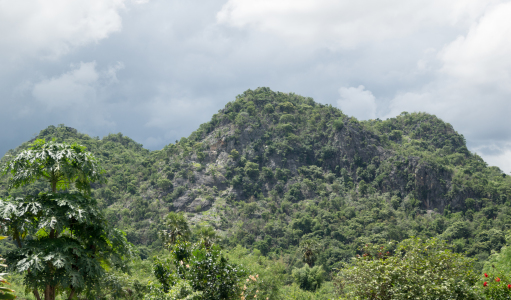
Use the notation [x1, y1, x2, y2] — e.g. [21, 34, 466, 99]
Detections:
[2, 87, 510, 271]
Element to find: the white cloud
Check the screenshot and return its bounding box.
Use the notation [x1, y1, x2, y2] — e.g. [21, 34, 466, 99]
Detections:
[32, 61, 124, 109]
[2, 0, 511, 175]
[144, 96, 214, 129]
[0, 0, 126, 59]
[33, 62, 99, 108]
[337, 85, 377, 120]
[217, 0, 498, 48]
[439, 1, 511, 92]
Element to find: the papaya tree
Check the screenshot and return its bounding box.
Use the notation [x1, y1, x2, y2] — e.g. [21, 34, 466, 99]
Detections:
[2, 138, 104, 194]
[0, 139, 132, 300]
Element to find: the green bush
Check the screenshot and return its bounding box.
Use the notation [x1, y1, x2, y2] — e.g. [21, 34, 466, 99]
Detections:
[227, 246, 286, 300]
[264, 103, 274, 113]
[333, 118, 344, 131]
[280, 114, 295, 124]
[292, 264, 324, 292]
[151, 241, 245, 300]
[244, 162, 260, 179]
[158, 178, 173, 190]
[335, 237, 480, 300]
[229, 149, 240, 160]
[479, 271, 511, 300]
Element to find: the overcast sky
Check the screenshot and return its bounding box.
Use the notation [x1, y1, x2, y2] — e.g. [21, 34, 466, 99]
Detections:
[1, 0, 511, 173]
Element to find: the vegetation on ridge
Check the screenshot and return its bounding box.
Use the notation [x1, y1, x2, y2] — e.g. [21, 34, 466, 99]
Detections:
[1, 87, 511, 299]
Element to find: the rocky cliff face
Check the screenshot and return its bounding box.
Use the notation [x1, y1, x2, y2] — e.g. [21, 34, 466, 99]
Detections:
[154, 88, 493, 215]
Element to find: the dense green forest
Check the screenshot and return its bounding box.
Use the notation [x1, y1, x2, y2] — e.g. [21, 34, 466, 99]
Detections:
[2, 87, 511, 299]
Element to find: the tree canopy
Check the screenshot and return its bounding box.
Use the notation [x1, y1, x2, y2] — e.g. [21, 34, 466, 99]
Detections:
[2, 139, 104, 194]
[0, 139, 130, 300]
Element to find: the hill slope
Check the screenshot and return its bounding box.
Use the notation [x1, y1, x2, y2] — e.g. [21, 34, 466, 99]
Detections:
[1, 87, 510, 271]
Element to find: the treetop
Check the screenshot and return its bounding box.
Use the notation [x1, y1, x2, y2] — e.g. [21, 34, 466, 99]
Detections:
[2, 139, 105, 194]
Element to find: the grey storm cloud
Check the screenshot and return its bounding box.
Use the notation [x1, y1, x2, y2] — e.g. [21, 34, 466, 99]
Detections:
[1, 0, 511, 173]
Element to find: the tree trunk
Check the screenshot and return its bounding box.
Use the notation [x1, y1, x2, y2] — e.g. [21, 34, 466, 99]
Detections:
[67, 288, 76, 300]
[14, 230, 23, 248]
[32, 289, 42, 300]
[45, 285, 56, 300]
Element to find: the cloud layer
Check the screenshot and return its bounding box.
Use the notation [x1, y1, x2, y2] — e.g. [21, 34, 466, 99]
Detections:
[1, 0, 511, 173]
[0, 0, 125, 60]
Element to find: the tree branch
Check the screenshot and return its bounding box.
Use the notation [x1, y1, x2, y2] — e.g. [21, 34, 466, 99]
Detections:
[67, 288, 76, 300]
[13, 229, 23, 248]
[32, 289, 42, 300]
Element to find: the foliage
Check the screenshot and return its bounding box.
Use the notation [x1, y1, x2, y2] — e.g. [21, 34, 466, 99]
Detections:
[227, 246, 286, 300]
[2, 89, 511, 298]
[480, 233, 511, 299]
[0, 139, 131, 300]
[145, 278, 202, 300]
[151, 241, 245, 300]
[159, 212, 191, 249]
[299, 238, 320, 267]
[335, 237, 480, 299]
[2, 139, 104, 194]
[292, 264, 324, 292]
[0, 236, 16, 300]
[479, 270, 511, 300]
[279, 282, 335, 300]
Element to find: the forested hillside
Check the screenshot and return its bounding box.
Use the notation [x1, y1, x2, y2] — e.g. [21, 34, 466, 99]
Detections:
[2, 87, 511, 298]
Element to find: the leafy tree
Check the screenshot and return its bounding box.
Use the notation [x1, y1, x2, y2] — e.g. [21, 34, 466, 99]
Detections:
[335, 237, 480, 300]
[193, 226, 217, 249]
[333, 118, 344, 131]
[229, 149, 240, 160]
[292, 264, 324, 292]
[159, 212, 191, 249]
[150, 219, 245, 300]
[226, 246, 286, 300]
[300, 239, 320, 267]
[0, 139, 131, 300]
[244, 162, 259, 179]
[145, 278, 202, 300]
[2, 139, 104, 194]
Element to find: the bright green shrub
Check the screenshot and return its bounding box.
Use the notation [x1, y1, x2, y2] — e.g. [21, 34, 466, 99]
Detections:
[157, 178, 173, 190]
[479, 271, 511, 300]
[227, 246, 286, 300]
[280, 114, 295, 124]
[151, 239, 246, 300]
[292, 264, 324, 292]
[333, 118, 344, 131]
[335, 237, 480, 300]
[145, 278, 202, 300]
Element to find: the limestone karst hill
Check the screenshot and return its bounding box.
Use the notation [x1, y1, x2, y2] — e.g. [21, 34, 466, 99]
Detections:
[1, 87, 510, 270]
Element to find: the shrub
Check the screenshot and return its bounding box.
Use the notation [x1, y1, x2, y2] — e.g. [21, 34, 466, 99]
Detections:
[480, 271, 511, 300]
[280, 114, 295, 124]
[229, 149, 240, 160]
[333, 118, 344, 131]
[151, 241, 245, 300]
[244, 162, 260, 179]
[335, 237, 480, 300]
[157, 178, 173, 190]
[292, 264, 325, 292]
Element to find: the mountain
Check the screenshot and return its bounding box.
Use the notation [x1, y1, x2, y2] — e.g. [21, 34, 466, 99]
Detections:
[1, 87, 510, 271]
